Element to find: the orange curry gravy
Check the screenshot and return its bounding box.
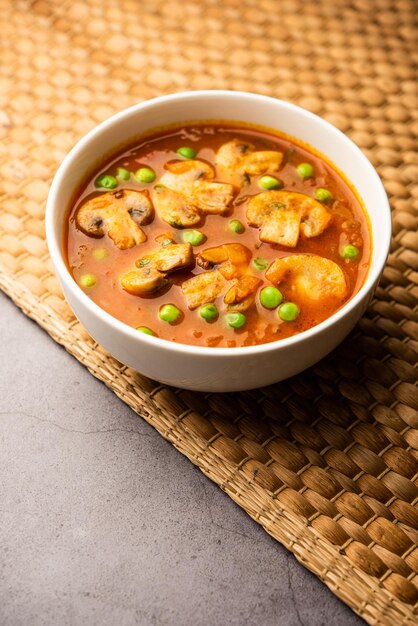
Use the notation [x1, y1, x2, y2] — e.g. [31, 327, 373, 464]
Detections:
[66, 124, 371, 348]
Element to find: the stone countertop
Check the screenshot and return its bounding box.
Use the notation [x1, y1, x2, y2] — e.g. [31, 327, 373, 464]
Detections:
[0, 291, 364, 626]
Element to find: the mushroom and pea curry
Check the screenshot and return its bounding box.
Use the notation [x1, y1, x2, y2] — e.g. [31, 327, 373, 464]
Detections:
[67, 124, 371, 348]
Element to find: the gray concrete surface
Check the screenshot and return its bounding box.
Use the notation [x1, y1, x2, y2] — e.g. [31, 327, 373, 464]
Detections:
[0, 291, 365, 626]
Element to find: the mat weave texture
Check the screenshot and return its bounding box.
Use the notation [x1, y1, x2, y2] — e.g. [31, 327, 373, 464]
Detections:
[1, 0, 417, 624]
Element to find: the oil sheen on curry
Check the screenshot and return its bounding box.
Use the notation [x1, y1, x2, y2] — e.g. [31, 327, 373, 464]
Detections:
[67, 124, 371, 348]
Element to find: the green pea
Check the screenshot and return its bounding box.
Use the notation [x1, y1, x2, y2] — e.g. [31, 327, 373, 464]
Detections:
[341, 244, 360, 259]
[79, 273, 96, 288]
[258, 175, 283, 190]
[225, 312, 246, 329]
[116, 167, 131, 181]
[159, 304, 182, 324]
[259, 286, 283, 309]
[181, 230, 205, 246]
[296, 163, 314, 179]
[135, 167, 156, 183]
[199, 304, 219, 321]
[92, 248, 108, 261]
[278, 302, 300, 321]
[252, 257, 269, 271]
[229, 219, 245, 234]
[94, 174, 118, 189]
[176, 146, 197, 159]
[136, 326, 155, 336]
[314, 187, 333, 202]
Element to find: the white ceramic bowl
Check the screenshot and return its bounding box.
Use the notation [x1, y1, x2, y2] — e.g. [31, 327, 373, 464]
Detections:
[46, 91, 391, 392]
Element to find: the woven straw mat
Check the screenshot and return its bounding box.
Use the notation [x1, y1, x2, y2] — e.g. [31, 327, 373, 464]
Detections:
[1, 1, 417, 624]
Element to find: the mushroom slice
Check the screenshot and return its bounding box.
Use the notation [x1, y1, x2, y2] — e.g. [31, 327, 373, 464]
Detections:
[147, 243, 194, 273]
[163, 159, 215, 184]
[197, 243, 251, 278]
[246, 191, 288, 227]
[125, 190, 154, 225]
[224, 275, 262, 312]
[217, 261, 240, 280]
[190, 181, 234, 215]
[215, 139, 283, 185]
[260, 209, 301, 247]
[181, 270, 226, 310]
[151, 186, 201, 228]
[76, 190, 152, 249]
[246, 191, 331, 247]
[120, 265, 168, 296]
[121, 243, 193, 296]
[243, 150, 284, 176]
[265, 254, 347, 302]
[300, 204, 331, 238]
[160, 160, 234, 215]
[197, 243, 251, 269]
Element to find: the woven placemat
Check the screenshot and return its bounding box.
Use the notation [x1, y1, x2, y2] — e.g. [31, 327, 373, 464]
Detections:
[1, 0, 417, 623]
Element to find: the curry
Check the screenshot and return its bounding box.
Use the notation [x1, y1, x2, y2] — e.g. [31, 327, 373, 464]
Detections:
[66, 124, 370, 348]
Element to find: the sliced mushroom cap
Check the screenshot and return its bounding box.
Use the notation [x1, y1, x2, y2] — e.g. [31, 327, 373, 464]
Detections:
[120, 265, 168, 296]
[181, 270, 226, 310]
[159, 159, 234, 215]
[197, 243, 251, 270]
[151, 186, 201, 228]
[243, 150, 284, 176]
[142, 242, 194, 273]
[163, 159, 215, 183]
[246, 191, 331, 247]
[265, 254, 347, 302]
[260, 209, 301, 247]
[121, 242, 194, 296]
[300, 204, 331, 238]
[125, 190, 154, 225]
[247, 191, 288, 227]
[215, 139, 283, 185]
[224, 275, 262, 312]
[190, 181, 234, 215]
[76, 190, 153, 249]
[197, 243, 252, 279]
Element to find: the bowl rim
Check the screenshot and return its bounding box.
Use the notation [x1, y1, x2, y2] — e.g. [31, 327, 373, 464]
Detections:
[46, 89, 392, 358]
